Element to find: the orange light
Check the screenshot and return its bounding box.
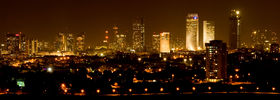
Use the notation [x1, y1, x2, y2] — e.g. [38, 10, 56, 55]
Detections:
[272, 87, 276, 91]
[208, 86, 211, 90]
[240, 86, 243, 90]
[129, 88, 132, 92]
[112, 89, 116, 93]
[105, 36, 109, 39]
[176, 87, 180, 91]
[81, 89, 85, 93]
[144, 88, 148, 92]
[96, 89, 100, 93]
[192, 87, 196, 91]
[160, 88, 164, 92]
[256, 87, 259, 90]
[64, 89, 68, 93]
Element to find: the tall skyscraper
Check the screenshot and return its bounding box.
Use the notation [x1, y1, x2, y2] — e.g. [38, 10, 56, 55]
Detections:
[55, 32, 74, 52]
[76, 32, 85, 53]
[186, 13, 199, 51]
[132, 17, 145, 52]
[160, 32, 170, 53]
[229, 9, 241, 50]
[203, 21, 215, 49]
[6, 32, 26, 54]
[205, 40, 227, 82]
[152, 32, 160, 53]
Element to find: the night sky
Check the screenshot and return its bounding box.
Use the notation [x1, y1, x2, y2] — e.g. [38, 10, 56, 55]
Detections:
[0, 0, 279, 47]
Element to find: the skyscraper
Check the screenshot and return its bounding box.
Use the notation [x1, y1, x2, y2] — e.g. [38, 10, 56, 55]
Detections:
[152, 32, 160, 53]
[229, 9, 241, 50]
[186, 13, 199, 51]
[160, 32, 170, 53]
[205, 40, 227, 82]
[55, 32, 74, 52]
[203, 21, 215, 49]
[132, 17, 145, 52]
[6, 32, 26, 54]
[76, 32, 85, 53]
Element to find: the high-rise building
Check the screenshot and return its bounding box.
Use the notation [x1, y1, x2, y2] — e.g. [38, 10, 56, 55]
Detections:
[132, 17, 145, 52]
[270, 43, 279, 53]
[116, 32, 127, 52]
[6, 32, 27, 54]
[160, 32, 170, 53]
[229, 9, 241, 50]
[205, 40, 227, 82]
[152, 32, 160, 53]
[203, 21, 215, 49]
[31, 39, 39, 55]
[55, 32, 74, 52]
[76, 32, 85, 53]
[186, 13, 199, 51]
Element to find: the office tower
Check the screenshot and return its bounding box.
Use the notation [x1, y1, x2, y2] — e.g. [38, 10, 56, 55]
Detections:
[31, 39, 39, 55]
[55, 32, 74, 52]
[203, 21, 215, 49]
[132, 17, 145, 52]
[270, 43, 279, 53]
[160, 32, 170, 53]
[116, 32, 127, 52]
[229, 9, 241, 50]
[205, 40, 227, 82]
[108, 25, 119, 51]
[152, 32, 160, 53]
[66, 33, 74, 52]
[186, 13, 199, 51]
[76, 32, 85, 53]
[6, 32, 26, 54]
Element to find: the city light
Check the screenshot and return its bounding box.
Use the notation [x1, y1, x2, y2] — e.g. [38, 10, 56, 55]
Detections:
[176, 87, 180, 91]
[96, 89, 100, 94]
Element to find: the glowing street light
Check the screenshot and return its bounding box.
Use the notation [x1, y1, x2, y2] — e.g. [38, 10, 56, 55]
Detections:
[160, 88, 164, 92]
[129, 88, 132, 93]
[47, 67, 53, 73]
[192, 87, 196, 91]
[144, 88, 148, 92]
[96, 89, 100, 94]
[272, 87, 276, 91]
[240, 86, 243, 90]
[256, 87, 259, 91]
[208, 86, 211, 90]
[176, 87, 180, 91]
[81, 89, 85, 93]
[112, 89, 116, 93]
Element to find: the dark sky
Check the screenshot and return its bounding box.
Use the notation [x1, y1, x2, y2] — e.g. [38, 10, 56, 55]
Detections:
[0, 0, 279, 47]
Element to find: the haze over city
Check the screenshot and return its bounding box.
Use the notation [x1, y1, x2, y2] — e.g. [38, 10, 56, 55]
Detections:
[0, 0, 280, 46]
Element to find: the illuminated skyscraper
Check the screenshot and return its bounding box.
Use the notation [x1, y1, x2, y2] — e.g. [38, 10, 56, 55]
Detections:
[132, 17, 145, 52]
[229, 9, 241, 50]
[6, 32, 26, 54]
[205, 40, 227, 82]
[76, 32, 85, 53]
[31, 39, 39, 55]
[152, 32, 160, 53]
[186, 13, 199, 51]
[55, 32, 74, 52]
[203, 21, 215, 49]
[160, 32, 170, 53]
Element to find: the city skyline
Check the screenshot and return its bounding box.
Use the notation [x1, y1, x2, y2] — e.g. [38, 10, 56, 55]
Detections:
[1, 0, 280, 47]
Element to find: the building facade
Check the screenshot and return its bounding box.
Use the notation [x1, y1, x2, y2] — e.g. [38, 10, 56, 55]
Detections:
[132, 17, 145, 52]
[160, 32, 170, 53]
[203, 21, 215, 49]
[229, 10, 241, 50]
[205, 40, 228, 82]
[186, 13, 199, 51]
